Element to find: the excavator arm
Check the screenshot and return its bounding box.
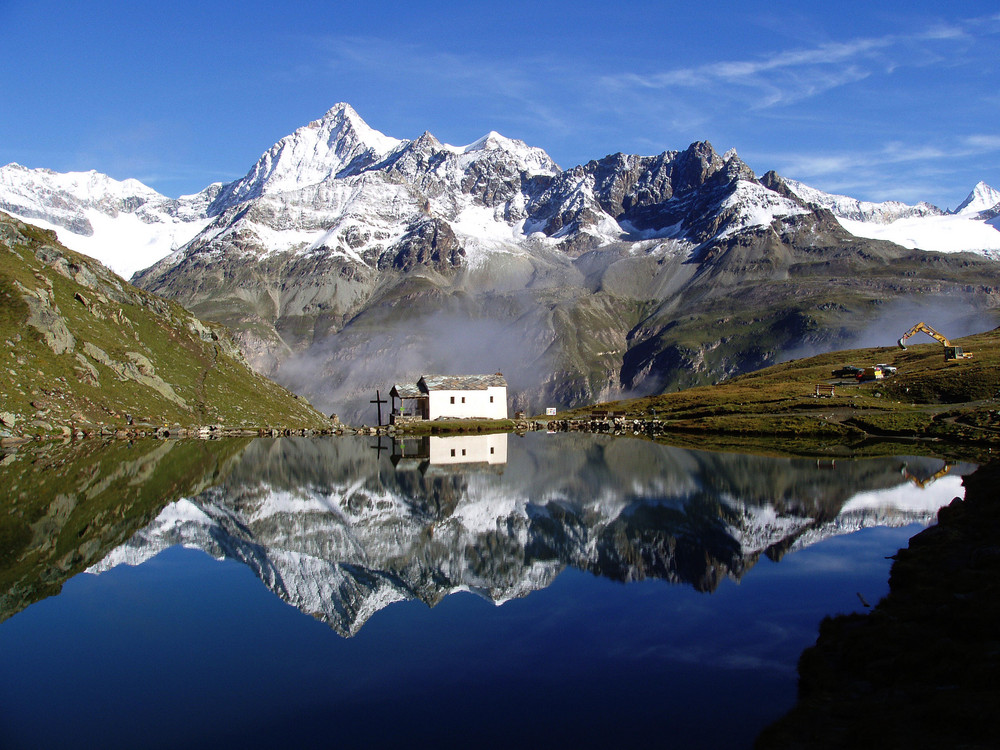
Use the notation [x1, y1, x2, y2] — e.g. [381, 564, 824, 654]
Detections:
[897, 321, 951, 350]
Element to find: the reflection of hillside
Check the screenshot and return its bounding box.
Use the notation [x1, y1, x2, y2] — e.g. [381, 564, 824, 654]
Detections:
[89, 435, 974, 636]
[0, 438, 250, 622]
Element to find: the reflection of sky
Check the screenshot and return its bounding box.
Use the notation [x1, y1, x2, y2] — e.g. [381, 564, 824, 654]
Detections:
[840, 475, 964, 514]
[0, 519, 920, 749]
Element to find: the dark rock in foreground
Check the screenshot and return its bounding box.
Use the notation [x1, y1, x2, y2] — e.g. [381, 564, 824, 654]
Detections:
[757, 462, 1000, 749]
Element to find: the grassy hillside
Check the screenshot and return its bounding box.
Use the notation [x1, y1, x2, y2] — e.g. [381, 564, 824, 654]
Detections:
[0, 212, 331, 440]
[552, 325, 1000, 447]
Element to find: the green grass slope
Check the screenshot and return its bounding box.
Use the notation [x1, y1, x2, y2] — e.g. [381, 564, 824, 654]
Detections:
[0, 212, 330, 439]
[553, 325, 1000, 446]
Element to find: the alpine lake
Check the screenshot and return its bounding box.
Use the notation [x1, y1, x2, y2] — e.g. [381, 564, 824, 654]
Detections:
[0, 431, 977, 749]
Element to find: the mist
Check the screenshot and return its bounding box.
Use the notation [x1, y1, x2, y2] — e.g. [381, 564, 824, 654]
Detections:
[274, 290, 999, 425]
[780, 295, 1000, 363]
[275, 306, 558, 424]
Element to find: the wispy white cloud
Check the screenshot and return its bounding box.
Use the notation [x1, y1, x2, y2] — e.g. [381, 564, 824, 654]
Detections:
[962, 134, 1000, 151]
[607, 37, 890, 93]
[768, 136, 999, 181]
[597, 15, 998, 111]
[292, 16, 998, 208]
[754, 135, 1000, 205]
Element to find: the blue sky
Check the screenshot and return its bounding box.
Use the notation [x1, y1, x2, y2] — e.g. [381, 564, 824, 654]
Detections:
[1, 1, 997, 208]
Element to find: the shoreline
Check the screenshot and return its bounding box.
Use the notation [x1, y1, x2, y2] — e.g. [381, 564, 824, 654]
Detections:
[4, 414, 996, 466]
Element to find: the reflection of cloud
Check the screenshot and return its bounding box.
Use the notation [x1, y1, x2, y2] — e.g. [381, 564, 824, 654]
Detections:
[841, 475, 963, 514]
[620, 637, 798, 676]
[778, 550, 860, 575]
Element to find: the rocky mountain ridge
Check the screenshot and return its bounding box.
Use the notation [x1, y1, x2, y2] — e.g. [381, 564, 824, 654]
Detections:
[4, 106, 997, 278]
[783, 178, 1000, 258]
[782, 178, 944, 224]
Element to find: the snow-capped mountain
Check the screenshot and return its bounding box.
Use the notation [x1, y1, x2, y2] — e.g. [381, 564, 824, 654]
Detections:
[0, 163, 217, 279]
[6, 105, 997, 281]
[955, 181, 1000, 216]
[5, 103, 1000, 418]
[86, 435, 968, 637]
[120, 104, 851, 413]
[1, 104, 814, 282]
[147, 103, 796, 277]
[782, 178, 943, 224]
[784, 178, 1000, 258]
[207, 103, 407, 210]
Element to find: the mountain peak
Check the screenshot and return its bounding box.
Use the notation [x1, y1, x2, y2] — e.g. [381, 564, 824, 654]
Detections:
[463, 131, 510, 152]
[955, 181, 1000, 216]
[299, 102, 403, 162]
[457, 130, 560, 176]
[209, 104, 406, 209]
[311, 103, 399, 150]
[320, 101, 359, 120]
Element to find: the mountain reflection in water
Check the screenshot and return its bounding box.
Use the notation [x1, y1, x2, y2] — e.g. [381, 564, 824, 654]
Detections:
[87, 433, 971, 637]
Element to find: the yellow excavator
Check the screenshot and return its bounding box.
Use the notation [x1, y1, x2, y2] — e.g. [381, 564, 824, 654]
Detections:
[901, 462, 952, 488]
[896, 321, 973, 361]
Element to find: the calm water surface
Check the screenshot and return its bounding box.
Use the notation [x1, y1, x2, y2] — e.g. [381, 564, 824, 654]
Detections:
[0, 433, 972, 749]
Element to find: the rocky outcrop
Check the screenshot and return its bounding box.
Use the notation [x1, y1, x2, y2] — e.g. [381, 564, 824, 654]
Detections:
[81, 342, 186, 407]
[379, 218, 465, 272]
[16, 277, 75, 355]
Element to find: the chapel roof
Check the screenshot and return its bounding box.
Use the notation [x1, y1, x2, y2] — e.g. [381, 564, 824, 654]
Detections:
[418, 373, 507, 391]
[390, 383, 423, 399]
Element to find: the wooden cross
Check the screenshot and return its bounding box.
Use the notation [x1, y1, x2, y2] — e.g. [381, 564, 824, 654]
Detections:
[370, 389, 387, 426]
[371, 436, 389, 457]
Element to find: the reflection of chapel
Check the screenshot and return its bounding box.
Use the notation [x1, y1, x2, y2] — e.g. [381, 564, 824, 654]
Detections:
[389, 374, 508, 423]
[390, 434, 508, 475]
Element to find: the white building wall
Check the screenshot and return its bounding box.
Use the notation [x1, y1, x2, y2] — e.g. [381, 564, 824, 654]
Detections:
[428, 434, 508, 465]
[427, 386, 507, 420]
